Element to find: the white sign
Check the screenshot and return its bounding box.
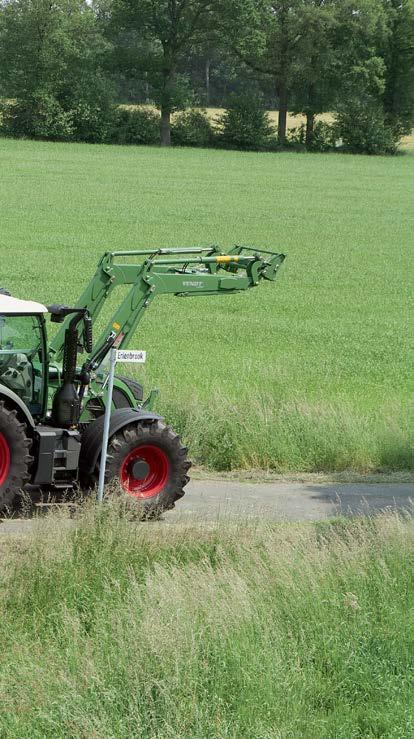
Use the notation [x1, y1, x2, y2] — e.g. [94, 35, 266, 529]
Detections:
[116, 349, 146, 363]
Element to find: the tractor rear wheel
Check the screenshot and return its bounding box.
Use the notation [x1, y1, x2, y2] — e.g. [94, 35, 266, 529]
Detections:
[98, 420, 191, 518]
[0, 401, 32, 510]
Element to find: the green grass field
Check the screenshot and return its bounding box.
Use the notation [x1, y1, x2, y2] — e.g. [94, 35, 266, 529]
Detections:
[0, 137, 412, 472]
[1, 505, 414, 737]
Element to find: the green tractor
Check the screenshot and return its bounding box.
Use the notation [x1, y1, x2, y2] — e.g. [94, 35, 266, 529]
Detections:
[0, 246, 285, 516]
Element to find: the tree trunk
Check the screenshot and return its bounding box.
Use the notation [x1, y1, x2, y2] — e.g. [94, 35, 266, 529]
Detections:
[278, 86, 288, 145]
[160, 54, 174, 147]
[305, 112, 315, 149]
[205, 59, 211, 107]
[160, 107, 171, 146]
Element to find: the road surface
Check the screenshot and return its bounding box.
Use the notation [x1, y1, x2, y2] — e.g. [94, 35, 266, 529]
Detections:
[1, 480, 413, 536]
[166, 479, 414, 522]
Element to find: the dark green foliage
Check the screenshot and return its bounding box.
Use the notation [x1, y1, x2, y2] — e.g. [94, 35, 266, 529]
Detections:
[0, 0, 115, 143]
[217, 93, 276, 150]
[335, 103, 399, 154]
[287, 120, 336, 152]
[382, 0, 414, 137]
[289, 1, 339, 145]
[307, 121, 337, 151]
[1, 94, 115, 144]
[171, 109, 213, 147]
[69, 86, 116, 144]
[331, 19, 399, 155]
[0, 95, 74, 141]
[111, 0, 216, 145]
[218, 0, 413, 154]
[110, 106, 160, 145]
[0, 0, 412, 153]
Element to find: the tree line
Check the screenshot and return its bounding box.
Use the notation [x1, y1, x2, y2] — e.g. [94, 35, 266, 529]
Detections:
[0, 0, 413, 154]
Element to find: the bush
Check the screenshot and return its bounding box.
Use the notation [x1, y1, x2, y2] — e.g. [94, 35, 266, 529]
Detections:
[0, 94, 74, 141]
[110, 107, 160, 146]
[69, 75, 115, 144]
[171, 109, 213, 147]
[335, 104, 399, 155]
[286, 120, 336, 152]
[70, 101, 115, 144]
[285, 123, 306, 150]
[0, 89, 115, 144]
[217, 93, 276, 151]
[309, 121, 336, 152]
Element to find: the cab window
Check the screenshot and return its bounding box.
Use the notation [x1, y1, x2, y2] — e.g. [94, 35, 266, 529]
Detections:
[0, 314, 45, 415]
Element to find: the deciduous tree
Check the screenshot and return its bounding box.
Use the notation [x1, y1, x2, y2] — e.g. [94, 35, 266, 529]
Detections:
[111, 0, 218, 145]
[382, 0, 414, 136]
[220, 0, 306, 145]
[290, 1, 338, 148]
[0, 0, 113, 141]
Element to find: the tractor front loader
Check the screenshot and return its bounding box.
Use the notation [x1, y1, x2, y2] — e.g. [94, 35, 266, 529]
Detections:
[0, 246, 285, 516]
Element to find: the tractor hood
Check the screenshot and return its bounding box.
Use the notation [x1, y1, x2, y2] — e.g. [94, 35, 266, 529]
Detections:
[0, 294, 47, 314]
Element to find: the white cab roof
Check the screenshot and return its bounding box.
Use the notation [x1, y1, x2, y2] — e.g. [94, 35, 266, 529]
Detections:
[0, 294, 47, 314]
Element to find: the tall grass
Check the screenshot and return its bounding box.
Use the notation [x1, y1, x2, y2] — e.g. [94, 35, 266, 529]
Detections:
[163, 393, 413, 472]
[1, 504, 414, 737]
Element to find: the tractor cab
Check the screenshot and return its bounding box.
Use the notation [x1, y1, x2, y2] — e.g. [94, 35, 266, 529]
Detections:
[0, 295, 48, 419]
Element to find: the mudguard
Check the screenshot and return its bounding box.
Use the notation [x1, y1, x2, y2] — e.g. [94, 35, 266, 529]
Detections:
[0, 384, 35, 427]
[79, 407, 163, 474]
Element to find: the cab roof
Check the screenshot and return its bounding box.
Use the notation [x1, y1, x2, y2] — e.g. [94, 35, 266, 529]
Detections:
[0, 295, 47, 315]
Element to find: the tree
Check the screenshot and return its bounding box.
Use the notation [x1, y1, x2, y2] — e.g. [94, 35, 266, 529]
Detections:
[111, 0, 218, 145]
[220, 0, 306, 145]
[382, 0, 414, 136]
[332, 0, 400, 153]
[330, 0, 414, 152]
[290, 1, 338, 148]
[0, 0, 113, 142]
[219, 0, 414, 146]
[295, 0, 392, 151]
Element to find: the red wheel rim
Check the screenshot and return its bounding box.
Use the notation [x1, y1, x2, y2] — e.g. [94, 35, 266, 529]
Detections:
[120, 445, 169, 499]
[0, 432, 10, 486]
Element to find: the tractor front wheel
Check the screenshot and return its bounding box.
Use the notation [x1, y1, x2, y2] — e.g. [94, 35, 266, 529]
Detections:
[99, 420, 191, 518]
[0, 401, 32, 511]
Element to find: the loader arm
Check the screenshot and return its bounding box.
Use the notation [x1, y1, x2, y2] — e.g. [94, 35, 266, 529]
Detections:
[49, 246, 285, 362]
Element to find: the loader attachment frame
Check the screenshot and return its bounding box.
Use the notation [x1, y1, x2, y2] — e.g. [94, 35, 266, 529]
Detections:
[49, 246, 285, 363]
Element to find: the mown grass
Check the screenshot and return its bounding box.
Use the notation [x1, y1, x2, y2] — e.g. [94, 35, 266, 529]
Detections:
[1, 504, 414, 737]
[0, 137, 412, 472]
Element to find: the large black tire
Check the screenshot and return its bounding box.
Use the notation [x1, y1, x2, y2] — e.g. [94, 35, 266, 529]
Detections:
[95, 420, 191, 518]
[0, 401, 32, 511]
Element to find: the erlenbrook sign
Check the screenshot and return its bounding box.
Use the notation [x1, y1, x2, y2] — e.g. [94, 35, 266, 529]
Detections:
[116, 349, 146, 363]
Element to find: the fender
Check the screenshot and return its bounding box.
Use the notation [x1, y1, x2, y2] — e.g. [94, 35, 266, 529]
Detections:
[0, 384, 35, 427]
[80, 407, 163, 474]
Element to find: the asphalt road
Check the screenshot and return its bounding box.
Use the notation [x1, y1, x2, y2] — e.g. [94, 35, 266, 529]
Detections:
[1, 480, 412, 536]
[166, 479, 414, 522]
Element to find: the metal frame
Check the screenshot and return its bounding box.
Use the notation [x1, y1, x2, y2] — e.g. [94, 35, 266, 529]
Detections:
[49, 246, 285, 363]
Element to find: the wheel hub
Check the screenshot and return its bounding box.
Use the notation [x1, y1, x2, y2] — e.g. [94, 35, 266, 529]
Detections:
[131, 459, 150, 480]
[120, 444, 169, 499]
